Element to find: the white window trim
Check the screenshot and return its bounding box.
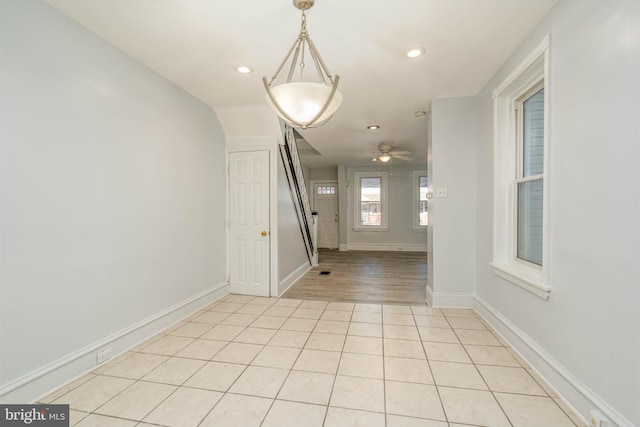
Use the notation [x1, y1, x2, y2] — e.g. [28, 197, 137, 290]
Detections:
[353, 171, 388, 231]
[413, 170, 427, 231]
[491, 35, 551, 300]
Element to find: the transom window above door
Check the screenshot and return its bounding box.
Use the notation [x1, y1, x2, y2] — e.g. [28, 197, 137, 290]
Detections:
[316, 185, 336, 195]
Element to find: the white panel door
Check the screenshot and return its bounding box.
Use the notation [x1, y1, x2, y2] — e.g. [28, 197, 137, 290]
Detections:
[313, 182, 339, 249]
[229, 151, 270, 296]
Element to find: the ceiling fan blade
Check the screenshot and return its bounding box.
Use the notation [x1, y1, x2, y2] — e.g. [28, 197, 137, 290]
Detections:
[390, 150, 412, 155]
[393, 154, 414, 161]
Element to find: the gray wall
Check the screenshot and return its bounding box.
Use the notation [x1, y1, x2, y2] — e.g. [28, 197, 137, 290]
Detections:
[277, 158, 310, 294]
[429, 0, 639, 423]
[1, 0, 227, 391]
[345, 165, 427, 249]
[473, 0, 638, 423]
[429, 97, 477, 297]
[306, 167, 338, 202]
[309, 167, 338, 182]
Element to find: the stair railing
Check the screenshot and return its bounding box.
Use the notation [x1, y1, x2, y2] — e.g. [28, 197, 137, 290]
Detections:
[279, 125, 318, 266]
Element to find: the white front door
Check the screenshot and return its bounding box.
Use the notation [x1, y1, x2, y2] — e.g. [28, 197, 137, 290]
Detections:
[229, 151, 270, 296]
[312, 182, 339, 249]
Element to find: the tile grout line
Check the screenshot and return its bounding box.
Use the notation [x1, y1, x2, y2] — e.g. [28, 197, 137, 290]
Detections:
[320, 301, 353, 426]
[136, 298, 253, 426]
[381, 304, 389, 424]
[147, 296, 254, 427]
[193, 296, 264, 427]
[49, 296, 580, 427]
[422, 310, 450, 425]
[467, 307, 576, 426]
[451, 310, 516, 427]
[257, 298, 317, 427]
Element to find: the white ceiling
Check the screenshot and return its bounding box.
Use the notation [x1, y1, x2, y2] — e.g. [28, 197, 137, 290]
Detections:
[44, 0, 558, 168]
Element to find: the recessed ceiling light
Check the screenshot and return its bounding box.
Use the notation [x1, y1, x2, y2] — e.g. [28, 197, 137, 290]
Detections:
[406, 47, 425, 58]
[235, 65, 253, 74]
[367, 125, 380, 130]
[371, 158, 378, 162]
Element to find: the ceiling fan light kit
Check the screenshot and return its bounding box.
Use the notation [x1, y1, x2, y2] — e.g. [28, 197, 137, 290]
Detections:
[263, 0, 343, 129]
[373, 142, 415, 163]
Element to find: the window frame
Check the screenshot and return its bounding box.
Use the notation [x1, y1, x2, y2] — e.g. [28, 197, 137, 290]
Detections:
[491, 35, 551, 299]
[353, 171, 388, 231]
[413, 170, 428, 231]
[514, 82, 544, 268]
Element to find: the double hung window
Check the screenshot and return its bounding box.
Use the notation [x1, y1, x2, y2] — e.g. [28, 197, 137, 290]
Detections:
[516, 85, 544, 266]
[492, 35, 550, 299]
[354, 172, 388, 231]
[413, 171, 428, 230]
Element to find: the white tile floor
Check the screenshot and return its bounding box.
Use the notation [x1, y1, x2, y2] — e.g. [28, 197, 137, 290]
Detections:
[41, 295, 583, 426]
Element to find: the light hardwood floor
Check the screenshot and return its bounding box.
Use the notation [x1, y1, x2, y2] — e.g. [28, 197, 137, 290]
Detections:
[282, 250, 427, 305]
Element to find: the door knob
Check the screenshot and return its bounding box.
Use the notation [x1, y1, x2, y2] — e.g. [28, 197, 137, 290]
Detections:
[261, 231, 268, 237]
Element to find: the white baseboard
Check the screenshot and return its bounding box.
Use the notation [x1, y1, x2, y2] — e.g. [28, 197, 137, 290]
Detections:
[426, 285, 434, 306]
[347, 243, 427, 252]
[278, 262, 311, 297]
[0, 282, 229, 404]
[429, 291, 475, 308]
[474, 296, 633, 427]
[339, 244, 349, 251]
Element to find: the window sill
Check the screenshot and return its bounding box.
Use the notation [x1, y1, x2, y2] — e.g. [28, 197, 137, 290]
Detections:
[413, 227, 427, 232]
[353, 227, 388, 232]
[490, 262, 550, 300]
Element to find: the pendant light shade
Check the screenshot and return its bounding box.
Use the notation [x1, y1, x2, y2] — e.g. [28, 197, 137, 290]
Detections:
[263, 0, 342, 129]
[265, 82, 343, 128]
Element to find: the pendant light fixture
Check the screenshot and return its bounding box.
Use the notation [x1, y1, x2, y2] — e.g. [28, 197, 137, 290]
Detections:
[263, 0, 342, 129]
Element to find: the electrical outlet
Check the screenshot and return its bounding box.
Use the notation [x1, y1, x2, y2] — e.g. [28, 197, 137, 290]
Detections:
[589, 410, 608, 427]
[436, 187, 448, 198]
[96, 348, 112, 365]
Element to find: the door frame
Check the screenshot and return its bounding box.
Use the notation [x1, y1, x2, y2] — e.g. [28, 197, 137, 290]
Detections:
[228, 150, 271, 296]
[310, 180, 340, 249]
[226, 136, 280, 297]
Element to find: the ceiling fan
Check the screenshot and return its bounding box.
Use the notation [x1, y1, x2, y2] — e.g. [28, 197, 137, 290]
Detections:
[372, 143, 414, 163]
